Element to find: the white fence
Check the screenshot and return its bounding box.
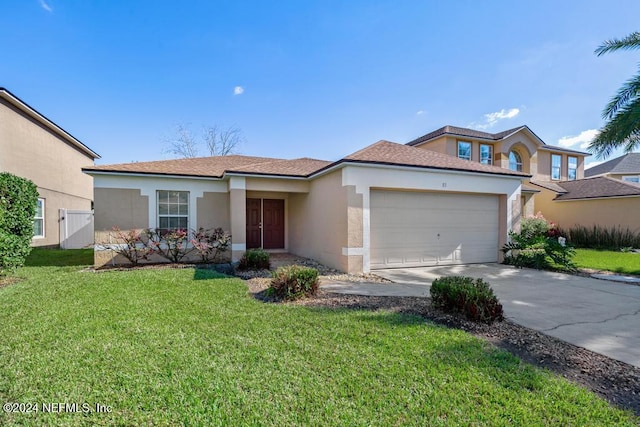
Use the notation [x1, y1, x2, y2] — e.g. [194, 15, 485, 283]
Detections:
[59, 209, 94, 249]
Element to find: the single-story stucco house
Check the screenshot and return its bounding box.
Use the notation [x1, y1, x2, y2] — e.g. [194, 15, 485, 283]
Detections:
[83, 140, 528, 273]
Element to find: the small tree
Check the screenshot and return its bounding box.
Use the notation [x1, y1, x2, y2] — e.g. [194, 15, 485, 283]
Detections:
[0, 173, 38, 275]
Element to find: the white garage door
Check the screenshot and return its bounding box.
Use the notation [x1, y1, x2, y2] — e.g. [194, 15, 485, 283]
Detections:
[370, 190, 499, 269]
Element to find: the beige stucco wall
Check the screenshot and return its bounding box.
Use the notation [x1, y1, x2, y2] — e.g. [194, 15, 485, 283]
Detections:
[534, 187, 640, 232]
[196, 192, 231, 231]
[94, 188, 149, 232]
[0, 98, 96, 246]
[289, 170, 350, 272]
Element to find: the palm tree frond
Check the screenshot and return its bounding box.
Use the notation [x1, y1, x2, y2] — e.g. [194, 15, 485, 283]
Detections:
[602, 71, 640, 119]
[595, 32, 640, 56]
[590, 99, 640, 158]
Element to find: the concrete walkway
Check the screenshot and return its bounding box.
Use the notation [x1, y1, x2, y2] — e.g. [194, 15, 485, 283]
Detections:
[321, 264, 640, 368]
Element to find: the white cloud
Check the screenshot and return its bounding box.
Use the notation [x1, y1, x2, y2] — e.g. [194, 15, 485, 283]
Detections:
[557, 129, 598, 149]
[472, 108, 520, 130]
[39, 0, 53, 12]
[233, 86, 244, 95]
[416, 110, 425, 116]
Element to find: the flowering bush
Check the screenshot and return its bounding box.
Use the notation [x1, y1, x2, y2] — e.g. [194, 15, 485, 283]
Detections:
[190, 227, 231, 263]
[143, 228, 192, 263]
[109, 227, 152, 265]
[503, 213, 575, 270]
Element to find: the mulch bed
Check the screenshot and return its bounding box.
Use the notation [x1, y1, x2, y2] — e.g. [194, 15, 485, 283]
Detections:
[245, 278, 640, 416]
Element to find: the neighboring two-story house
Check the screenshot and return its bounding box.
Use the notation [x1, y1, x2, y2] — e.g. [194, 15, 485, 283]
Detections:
[407, 125, 640, 231]
[0, 88, 100, 247]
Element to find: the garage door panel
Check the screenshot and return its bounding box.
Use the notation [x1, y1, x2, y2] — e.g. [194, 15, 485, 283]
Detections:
[370, 191, 499, 269]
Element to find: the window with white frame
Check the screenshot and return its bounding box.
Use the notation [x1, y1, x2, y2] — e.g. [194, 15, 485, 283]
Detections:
[480, 144, 493, 165]
[622, 175, 640, 183]
[457, 141, 471, 160]
[509, 150, 522, 172]
[568, 156, 578, 180]
[551, 154, 562, 180]
[33, 198, 45, 238]
[157, 190, 189, 232]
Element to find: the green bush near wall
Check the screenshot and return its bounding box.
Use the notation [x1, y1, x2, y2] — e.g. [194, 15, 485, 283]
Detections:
[0, 172, 38, 275]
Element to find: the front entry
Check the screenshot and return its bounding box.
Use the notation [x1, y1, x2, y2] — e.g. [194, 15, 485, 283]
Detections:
[246, 198, 285, 249]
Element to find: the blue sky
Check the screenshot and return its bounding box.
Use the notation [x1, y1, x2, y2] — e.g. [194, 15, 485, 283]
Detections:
[3, 1, 640, 167]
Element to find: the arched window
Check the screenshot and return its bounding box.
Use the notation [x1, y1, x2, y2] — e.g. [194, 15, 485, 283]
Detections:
[509, 151, 522, 172]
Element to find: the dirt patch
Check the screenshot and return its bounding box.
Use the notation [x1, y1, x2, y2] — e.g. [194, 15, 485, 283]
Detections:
[0, 276, 23, 288]
[245, 278, 640, 416]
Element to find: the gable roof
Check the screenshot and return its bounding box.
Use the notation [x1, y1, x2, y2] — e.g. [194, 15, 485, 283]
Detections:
[531, 176, 640, 201]
[85, 140, 530, 180]
[0, 87, 100, 159]
[336, 140, 529, 177]
[84, 155, 332, 178]
[584, 153, 640, 177]
[406, 124, 589, 156]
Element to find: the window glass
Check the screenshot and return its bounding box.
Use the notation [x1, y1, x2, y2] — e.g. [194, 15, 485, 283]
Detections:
[157, 190, 189, 232]
[551, 154, 562, 180]
[508, 151, 522, 172]
[480, 144, 493, 165]
[33, 198, 44, 237]
[457, 141, 471, 160]
[568, 156, 577, 180]
[623, 176, 640, 183]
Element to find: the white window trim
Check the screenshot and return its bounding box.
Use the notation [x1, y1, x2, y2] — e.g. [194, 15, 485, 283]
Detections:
[34, 198, 45, 239]
[457, 141, 472, 161]
[551, 154, 562, 181]
[480, 144, 493, 165]
[567, 156, 578, 181]
[157, 190, 190, 231]
[622, 175, 640, 183]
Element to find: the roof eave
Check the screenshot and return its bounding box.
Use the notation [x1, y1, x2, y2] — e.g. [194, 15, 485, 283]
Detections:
[311, 159, 530, 179]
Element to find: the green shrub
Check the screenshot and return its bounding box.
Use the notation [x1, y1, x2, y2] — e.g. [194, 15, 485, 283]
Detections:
[270, 265, 319, 300]
[237, 248, 270, 270]
[560, 224, 640, 250]
[430, 276, 503, 323]
[0, 173, 38, 275]
[503, 213, 575, 271]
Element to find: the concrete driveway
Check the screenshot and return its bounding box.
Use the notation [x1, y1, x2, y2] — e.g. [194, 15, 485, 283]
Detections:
[321, 264, 640, 368]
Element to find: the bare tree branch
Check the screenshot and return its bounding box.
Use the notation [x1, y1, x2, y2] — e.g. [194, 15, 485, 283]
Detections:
[163, 124, 200, 158]
[203, 125, 244, 156]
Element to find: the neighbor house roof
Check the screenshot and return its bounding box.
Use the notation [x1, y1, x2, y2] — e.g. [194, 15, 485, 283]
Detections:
[531, 176, 640, 200]
[406, 124, 589, 156]
[0, 87, 100, 159]
[85, 140, 530, 180]
[84, 155, 332, 178]
[584, 153, 640, 177]
[336, 140, 530, 177]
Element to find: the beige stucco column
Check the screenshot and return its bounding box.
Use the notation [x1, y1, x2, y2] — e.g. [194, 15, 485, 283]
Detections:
[229, 176, 246, 262]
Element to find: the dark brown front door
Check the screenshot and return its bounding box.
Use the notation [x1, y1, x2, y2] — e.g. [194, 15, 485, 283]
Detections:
[263, 199, 285, 249]
[245, 198, 285, 249]
[246, 198, 262, 249]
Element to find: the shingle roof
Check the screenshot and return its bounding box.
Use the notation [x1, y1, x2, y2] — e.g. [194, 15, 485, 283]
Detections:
[532, 177, 640, 200]
[584, 153, 640, 177]
[340, 140, 530, 177]
[406, 125, 526, 146]
[406, 124, 590, 156]
[84, 155, 332, 178]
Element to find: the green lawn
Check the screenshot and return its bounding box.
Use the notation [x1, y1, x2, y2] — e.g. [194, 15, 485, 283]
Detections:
[0, 250, 636, 425]
[574, 248, 640, 275]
